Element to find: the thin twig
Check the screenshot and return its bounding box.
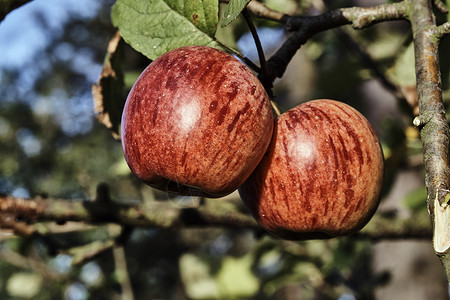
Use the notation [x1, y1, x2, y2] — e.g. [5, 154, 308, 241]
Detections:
[433, 0, 449, 13]
[113, 244, 135, 300]
[260, 2, 409, 89]
[242, 7, 270, 93]
[219, 0, 286, 22]
[247, 0, 286, 22]
[433, 22, 450, 39]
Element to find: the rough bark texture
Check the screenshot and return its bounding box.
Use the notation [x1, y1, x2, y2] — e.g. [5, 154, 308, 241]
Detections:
[0, 194, 432, 239]
[409, 0, 450, 279]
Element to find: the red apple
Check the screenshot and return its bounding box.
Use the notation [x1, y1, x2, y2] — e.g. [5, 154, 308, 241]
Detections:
[121, 46, 273, 197]
[239, 99, 384, 239]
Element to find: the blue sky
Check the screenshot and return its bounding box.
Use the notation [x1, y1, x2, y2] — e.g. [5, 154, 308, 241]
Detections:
[0, 0, 108, 199]
[0, 0, 105, 136]
[0, 0, 101, 69]
[0, 0, 285, 138]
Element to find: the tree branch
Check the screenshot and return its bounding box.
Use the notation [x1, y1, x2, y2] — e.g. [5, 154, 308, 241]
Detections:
[409, 0, 450, 279]
[0, 195, 257, 230]
[242, 8, 269, 81]
[247, 0, 285, 22]
[260, 2, 409, 91]
[0, 194, 432, 240]
[433, 0, 449, 14]
[433, 22, 450, 39]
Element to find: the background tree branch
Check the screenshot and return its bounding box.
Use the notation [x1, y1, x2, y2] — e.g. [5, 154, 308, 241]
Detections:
[259, 2, 409, 93]
[247, 0, 285, 22]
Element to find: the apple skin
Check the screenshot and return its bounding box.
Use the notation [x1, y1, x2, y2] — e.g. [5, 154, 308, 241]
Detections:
[121, 46, 273, 198]
[238, 99, 384, 239]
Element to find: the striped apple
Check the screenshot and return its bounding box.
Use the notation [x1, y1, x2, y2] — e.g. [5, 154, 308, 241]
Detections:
[239, 99, 384, 239]
[121, 46, 273, 197]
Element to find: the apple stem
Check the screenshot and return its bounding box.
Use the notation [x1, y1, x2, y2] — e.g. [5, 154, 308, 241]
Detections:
[242, 7, 269, 82]
[270, 100, 282, 117]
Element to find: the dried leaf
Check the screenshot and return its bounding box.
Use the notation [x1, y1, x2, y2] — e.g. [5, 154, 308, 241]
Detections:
[92, 31, 126, 140]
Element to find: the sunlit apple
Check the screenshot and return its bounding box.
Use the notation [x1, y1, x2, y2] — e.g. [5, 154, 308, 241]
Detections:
[239, 99, 384, 239]
[121, 46, 274, 197]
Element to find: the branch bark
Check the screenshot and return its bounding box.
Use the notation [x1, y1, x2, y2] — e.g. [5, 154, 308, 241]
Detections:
[0, 194, 432, 240]
[0, 195, 257, 230]
[247, 0, 285, 22]
[433, 21, 450, 39]
[259, 2, 409, 92]
[408, 0, 450, 280]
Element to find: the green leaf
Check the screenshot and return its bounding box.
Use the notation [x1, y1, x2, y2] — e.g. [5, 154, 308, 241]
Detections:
[221, 0, 250, 27]
[403, 186, 427, 213]
[111, 0, 221, 60]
